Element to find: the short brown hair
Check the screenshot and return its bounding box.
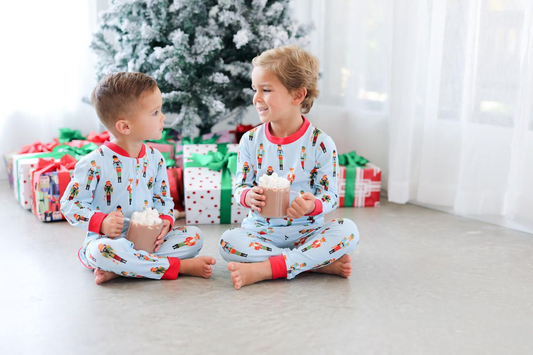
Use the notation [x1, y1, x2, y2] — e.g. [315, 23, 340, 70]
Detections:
[252, 45, 319, 114]
[91, 72, 158, 128]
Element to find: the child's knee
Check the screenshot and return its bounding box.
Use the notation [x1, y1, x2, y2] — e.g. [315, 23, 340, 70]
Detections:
[331, 218, 359, 251]
[187, 226, 204, 253]
[340, 218, 360, 249]
[86, 239, 110, 266]
[218, 229, 240, 261]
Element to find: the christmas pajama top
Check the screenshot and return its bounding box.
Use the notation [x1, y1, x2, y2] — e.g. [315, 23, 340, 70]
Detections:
[60, 142, 175, 261]
[234, 116, 339, 227]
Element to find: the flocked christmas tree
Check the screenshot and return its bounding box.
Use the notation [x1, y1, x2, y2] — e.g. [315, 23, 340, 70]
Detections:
[91, 0, 312, 135]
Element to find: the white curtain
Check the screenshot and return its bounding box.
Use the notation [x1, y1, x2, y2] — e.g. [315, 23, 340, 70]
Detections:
[0, 1, 104, 179]
[292, 0, 533, 234]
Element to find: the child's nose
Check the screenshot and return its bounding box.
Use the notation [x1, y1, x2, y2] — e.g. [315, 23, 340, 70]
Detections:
[254, 92, 262, 104]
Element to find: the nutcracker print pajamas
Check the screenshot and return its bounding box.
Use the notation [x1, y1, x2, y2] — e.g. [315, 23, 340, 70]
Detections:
[219, 117, 359, 279]
[61, 142, 204, 280]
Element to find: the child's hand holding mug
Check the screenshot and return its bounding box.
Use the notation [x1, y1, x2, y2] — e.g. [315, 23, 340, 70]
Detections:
[245, 186, 266, 213]
[100, 211, 124, 238]
[287, 192, 315, 220]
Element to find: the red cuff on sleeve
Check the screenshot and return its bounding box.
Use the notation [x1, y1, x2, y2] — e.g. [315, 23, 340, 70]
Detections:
[240, 189, 251, 208]
[160, 215, 174, 230]
[306, 199, 323, 216]
[269, 255, 287, 279]
[161, 257, 181, 280]
[89, 212, 108, 234]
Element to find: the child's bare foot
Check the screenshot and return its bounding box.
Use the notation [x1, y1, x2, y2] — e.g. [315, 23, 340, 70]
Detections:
[180, 256, 216, 278]
[94, 268, 118, 285]
[311, 254, 352, 278]
[227, 260, 273, 290]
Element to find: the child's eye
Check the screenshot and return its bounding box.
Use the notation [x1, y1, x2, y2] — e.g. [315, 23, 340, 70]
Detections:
[264, 89, 271, 93]
[153, 111, 159, 116]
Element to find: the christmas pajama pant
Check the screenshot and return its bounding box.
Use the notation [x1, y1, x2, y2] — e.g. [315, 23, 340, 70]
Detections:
[218, 218, 359, 279]
[81, 226, 203, 280]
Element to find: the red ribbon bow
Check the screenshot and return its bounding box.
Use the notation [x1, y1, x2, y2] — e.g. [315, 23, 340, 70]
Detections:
[36, 154, 77, 172]
[86, 131, 110, 144]
[34, 155, 77, 200]
[19, 139, 60, 154]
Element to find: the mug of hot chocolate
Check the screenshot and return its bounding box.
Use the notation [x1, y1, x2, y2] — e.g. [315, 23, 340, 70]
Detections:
[257, 173, 301, 218]
[126, 208, 163, 253]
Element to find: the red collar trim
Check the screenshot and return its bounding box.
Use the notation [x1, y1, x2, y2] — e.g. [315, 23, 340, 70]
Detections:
[104, 141, 146, 158]
[265, 116, 310, 145]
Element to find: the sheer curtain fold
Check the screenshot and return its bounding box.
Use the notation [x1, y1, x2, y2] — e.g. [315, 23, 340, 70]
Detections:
[0, 1, 103, 179]
[292, 0, 533, 234]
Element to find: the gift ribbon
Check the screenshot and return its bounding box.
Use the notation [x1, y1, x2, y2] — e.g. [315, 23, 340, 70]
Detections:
[59, 128, 86, 143]
[175, 134, 222, 159]
[32, 155, 77, 216]
[161, 152, 176, 168]
[184, 143, 237, 223]
[14, 147, 83, 203]
[338, 151, 369, 207]
[52, 143, 98, 159]
[86, 131, 110, 144]
[147, 128, 175, 144]
[19, 139, 60, 154]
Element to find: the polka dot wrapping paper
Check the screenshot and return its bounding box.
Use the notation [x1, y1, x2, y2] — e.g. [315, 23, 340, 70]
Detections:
[183, 144, 250, 225]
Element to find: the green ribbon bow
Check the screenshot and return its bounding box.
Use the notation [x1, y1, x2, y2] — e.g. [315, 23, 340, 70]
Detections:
[338, 151, 368, 207]
[161, 152, 176, 168]
[181, 134, 221, 146]
[176, 134, 221, 155]
[59, 128, 86, 143]
[147, 128, 174, 144]
[53, 143, 99, 159]
[184, 143, 237, 223]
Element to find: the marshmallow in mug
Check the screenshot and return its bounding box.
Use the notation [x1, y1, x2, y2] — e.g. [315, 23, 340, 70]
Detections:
[258, 172, 290, 189]
[131, 208, 162, 225]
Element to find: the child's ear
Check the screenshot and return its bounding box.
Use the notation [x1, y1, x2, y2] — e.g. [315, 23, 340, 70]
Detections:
[115, 119, 131, 135]
[292, 87, 307, 106]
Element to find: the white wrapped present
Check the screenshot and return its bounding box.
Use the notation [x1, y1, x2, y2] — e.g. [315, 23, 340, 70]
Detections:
[183, 144, 249, 224]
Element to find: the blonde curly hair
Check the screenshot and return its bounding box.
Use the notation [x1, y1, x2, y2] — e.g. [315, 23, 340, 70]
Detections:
[252, 45, 319, 114]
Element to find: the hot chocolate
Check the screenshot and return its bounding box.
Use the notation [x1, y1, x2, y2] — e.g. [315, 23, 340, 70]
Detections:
[259, 186, 290, 218]
[126, 208, 163, 253]
[257, 172, 291, 218]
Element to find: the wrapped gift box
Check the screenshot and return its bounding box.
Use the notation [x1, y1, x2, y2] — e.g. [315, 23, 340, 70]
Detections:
[3, 152, 16, 188]
[167, 167, 185, 212]
[17, 158, 46, 209]
[183, 144, 249, 224]
[337, 162, 381, 208]
[12, 144, 96, 207]
[31, 155, 76, 222]
[13, 151, 67, 207]
[176, 129, 234, 168]
[229, 124, 259, 143]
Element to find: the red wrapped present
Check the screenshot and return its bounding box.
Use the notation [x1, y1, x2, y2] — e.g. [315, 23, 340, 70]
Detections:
[31, 155, 77, 222]
[229, 124, 258, 143]
[337, 151, 381, 208]
[167, 167, 184, 212]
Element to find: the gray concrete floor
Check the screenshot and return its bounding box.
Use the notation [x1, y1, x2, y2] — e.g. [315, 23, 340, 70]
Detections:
[1, 180, 532, 355]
